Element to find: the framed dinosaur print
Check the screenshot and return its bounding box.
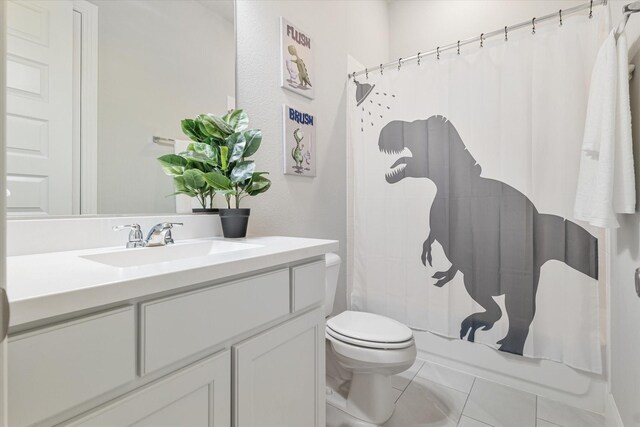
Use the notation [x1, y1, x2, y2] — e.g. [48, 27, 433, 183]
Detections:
[280, 17, 315, 99]
[283, 104, 316, 177]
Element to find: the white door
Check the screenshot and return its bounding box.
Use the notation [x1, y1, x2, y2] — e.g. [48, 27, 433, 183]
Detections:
[6, 0, 73, 216]
[233, 309, 325, 427]
[0, 2, 9, 425]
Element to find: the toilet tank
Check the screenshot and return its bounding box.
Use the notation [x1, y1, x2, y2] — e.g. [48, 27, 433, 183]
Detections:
[324, 253, 341, 317]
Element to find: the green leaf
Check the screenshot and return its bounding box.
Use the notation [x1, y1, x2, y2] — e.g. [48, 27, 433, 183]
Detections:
[181, 119, 204, 142]
[245, 172, 271, 196]
[180, 152, 215, 168]
[171, 176, 197, 197]
[204, 171, 233, 190]
[196, 114, 224, 139]
[246, 180, 270, 196]
[215, 189, 237, 196]
[207, 113, 234, 135]
[224, 109, 249, 132]
[173, 176, 188, 192]
[158, 154, 188, 176]
[181, 143, 218, 166]
[158, 154, 188, 168]
[230, 160, 255, 184]
[187, 142, 215, 156]
[183, 169, 207, 190]
[243, 129, 262, 157]
[227, 132, 247, 163]
[220, 146, 229, 172]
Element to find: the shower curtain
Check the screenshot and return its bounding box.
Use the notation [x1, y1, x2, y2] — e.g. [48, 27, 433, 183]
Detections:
[348, 9, 609, 373]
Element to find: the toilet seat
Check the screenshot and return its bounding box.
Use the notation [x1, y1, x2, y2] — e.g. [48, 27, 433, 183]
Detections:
[326, 311, 414, 350]
[326, 327, 414, 349]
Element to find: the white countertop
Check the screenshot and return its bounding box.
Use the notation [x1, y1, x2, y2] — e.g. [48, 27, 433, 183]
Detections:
[8, 236, 339, 327]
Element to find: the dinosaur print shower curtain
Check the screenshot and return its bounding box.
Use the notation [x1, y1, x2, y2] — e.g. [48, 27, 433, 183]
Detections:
[348, 9, 609, 373]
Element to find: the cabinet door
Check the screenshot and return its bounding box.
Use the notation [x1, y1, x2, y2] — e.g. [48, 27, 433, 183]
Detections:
[233, 308, 325, 427]
[68, 350, 231, 427]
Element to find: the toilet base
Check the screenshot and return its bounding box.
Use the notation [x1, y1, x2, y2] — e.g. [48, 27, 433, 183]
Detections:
[326, 372, 397, 425]
[346, 372, 396, 424]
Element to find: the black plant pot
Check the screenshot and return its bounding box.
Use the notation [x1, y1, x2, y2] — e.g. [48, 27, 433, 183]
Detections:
[219, 208, 250, 238]
[192, 208, 219, 214]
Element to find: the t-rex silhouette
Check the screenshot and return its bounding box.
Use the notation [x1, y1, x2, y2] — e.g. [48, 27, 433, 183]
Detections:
[378, 115, 598, 356]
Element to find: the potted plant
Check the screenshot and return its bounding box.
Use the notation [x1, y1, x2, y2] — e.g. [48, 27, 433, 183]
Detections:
[157, 120, 220, 213]
[201, 110, 271, 238]
[160, 109, 270, 237]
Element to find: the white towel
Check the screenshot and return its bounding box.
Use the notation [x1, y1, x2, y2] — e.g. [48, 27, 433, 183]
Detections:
[574, 29, 636, 228]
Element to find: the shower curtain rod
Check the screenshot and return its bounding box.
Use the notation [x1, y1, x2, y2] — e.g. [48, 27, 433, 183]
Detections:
[349, 0, 635, 79]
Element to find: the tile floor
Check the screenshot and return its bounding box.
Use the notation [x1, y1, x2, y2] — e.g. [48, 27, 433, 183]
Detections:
[326, 358, 605, 427]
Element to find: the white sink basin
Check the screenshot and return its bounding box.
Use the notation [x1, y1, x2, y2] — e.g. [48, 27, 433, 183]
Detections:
[81, 240, 261, 268]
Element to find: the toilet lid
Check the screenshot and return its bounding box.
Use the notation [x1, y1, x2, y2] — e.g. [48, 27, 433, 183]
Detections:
[326, 327, 414, 350]
[326, 311, 413, 344]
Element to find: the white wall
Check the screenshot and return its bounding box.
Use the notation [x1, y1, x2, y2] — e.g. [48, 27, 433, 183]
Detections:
[93, 0, 234, 214]
[389, 1, 584, 60]
[236, 0, 389, 315]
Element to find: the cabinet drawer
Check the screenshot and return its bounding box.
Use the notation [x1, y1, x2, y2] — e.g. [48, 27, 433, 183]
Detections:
[9, 307, 136, 427]
[291, 260, 326, 312]
[141, 269, 289, 374]
[67, 350, 230, 427]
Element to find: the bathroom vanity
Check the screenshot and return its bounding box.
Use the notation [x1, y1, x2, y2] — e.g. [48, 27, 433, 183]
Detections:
[6, 232, 337, 427]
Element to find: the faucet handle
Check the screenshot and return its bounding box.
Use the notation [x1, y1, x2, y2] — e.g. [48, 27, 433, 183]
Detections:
[113, 224, 141, 232]
[163, 222, 183, 229]
[113, 224, 144, 248]
[163, 223, 182, 244]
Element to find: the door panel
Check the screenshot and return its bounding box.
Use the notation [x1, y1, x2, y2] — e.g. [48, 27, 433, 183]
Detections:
[6, 0, 73, 216]
[68, 351, 230, 427]
[233, 309, 325, 427]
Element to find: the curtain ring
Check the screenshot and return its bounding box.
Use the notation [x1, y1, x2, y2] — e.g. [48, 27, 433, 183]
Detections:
[504, 26, 508, 41]
[532, 17, 536, 34]
[380, 63, 383, 75]
[437, 47, 440, 60]
[398, 58, 402, 70]
[457, 40, 460, 55]
[589, 0, 593, 18]
[559, 9, 563, 26]
[365, 68, 368, 79]
[480, 33, 484, 48]
[417, 52, 421, 66]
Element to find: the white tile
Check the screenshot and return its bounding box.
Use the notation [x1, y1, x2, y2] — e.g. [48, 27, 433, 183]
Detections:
[458, 416, 493, 427]
[415, 361, 475, 394]
[462, 379, 536, 427]
[536, 420, 561, 427]
[383, 376, 468, 427]
[326, 404, 376, 427]
[391, 359, 424, 391]
[537, 397, 605, 427]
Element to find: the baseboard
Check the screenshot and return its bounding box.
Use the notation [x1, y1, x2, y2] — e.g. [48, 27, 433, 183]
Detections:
[606, 393, 624, 427]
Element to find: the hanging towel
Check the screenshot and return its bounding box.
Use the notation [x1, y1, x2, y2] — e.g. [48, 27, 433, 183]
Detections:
[574, 29, 636, 228]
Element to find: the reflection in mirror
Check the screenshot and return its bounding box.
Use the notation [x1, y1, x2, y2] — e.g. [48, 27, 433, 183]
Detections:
[5, 0, 235, 217]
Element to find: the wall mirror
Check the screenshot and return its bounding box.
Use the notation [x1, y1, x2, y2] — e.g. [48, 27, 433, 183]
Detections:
[5, 0, 235, 217]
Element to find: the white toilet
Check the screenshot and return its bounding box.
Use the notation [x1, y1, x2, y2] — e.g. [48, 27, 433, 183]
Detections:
[324, 253, 417, 424]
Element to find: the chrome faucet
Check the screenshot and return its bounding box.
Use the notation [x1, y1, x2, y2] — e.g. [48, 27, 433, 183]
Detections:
[113, 224, 145, 248]
[144, 222, 183, 247]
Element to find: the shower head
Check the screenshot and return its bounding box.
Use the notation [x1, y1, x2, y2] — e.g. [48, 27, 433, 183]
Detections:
[355, 82, 375, 106]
